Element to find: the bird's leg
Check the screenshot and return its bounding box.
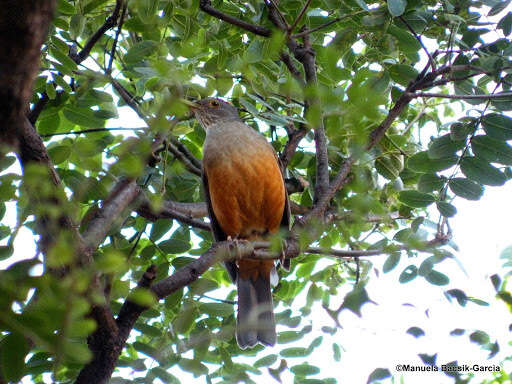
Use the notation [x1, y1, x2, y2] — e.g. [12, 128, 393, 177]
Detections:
[227, 235, 243, 261]
[279, 237, 290, 271]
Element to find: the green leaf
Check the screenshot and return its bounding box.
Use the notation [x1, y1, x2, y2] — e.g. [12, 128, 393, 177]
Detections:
[450, 122, 474, 141]
[164, 288, 183, 309]
[375, 154, 403, 180]
[49, 47, 77, 75]
[481, 113, 512, 140]
[151, 367, 180, 384]
[388, 0, 407, 17]
[0, 155, 16, 171]
[62, 106, 106, 128]
[128, 288, 156, 307]
[124, 41, 159, 64]
[436, 202, 457, 217]
[53, 74, 73, 93]
[367, 368, 391, 383]
[150, 219, 173, 241]
[445, 289, 467, 306]
[389, 64, 418, 86]
[57, 0, 75, 15]
[399, 265, 418, 283]
[398, 190, 436, 208]
[406, 326, 425, 338]
[425, 270, 449, 286]
[280, 347, 310, 358]
[498, 12, 512, 35]
[428, 134, 465, 159]
[448, 178, 484, 200]
[460, 157, 506, 186]
[469, 330, 490, 345]
[84, 0, 109, 14]
[198, 303, 233, 317]
[332, 343, 341, 362]
[418, 173, 445, 192]
[254, 354, 278, 368]
[383, 252, 400, 273]
[387, 25, 420, 61]
[178, 358, 208, 376]
[489, 0, 511, 16]
[159, 227, 190, 254]
[471, 135, 512, 165]
[48, 145, 71, 164]
[341, 286, 372, 316]
[46, 81, 56, 99]
[290, 363, 320, 376]
[0, 332, 28, 382]
[278, 331, 304, 344]
[407, 151, 457, 173]
[354, 0, 369, 11]
[70, 14, 85, 39]
[173, 306, 197, 334]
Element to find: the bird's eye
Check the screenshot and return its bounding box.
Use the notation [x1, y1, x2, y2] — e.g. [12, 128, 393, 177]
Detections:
[210, 100, 220, 108]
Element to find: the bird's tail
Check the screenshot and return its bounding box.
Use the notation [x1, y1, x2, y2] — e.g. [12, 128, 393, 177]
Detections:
[236, 259, 276, 349]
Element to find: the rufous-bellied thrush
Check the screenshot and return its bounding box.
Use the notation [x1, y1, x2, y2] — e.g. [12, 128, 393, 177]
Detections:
[191, 98, 290, 348]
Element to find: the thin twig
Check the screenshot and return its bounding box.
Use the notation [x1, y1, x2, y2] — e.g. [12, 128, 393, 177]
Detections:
[167, 141, 202, 176]
[289, 0, 312, 33]
[107, 0, 127, 74]
[406, 91, 512, 100]
[199, 0, 271, 37]
[72, 0, 123, 63]
[291, 11, 366, 38]
[399, 16, 435, 70]
[266, 0, 289, 29]
[40, 127, 147, 137]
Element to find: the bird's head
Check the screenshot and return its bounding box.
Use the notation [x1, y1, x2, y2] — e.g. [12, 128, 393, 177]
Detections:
[189, 98, 240, 129]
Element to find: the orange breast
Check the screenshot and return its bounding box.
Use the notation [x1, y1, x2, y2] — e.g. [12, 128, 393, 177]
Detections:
[205, 149, 285, 240]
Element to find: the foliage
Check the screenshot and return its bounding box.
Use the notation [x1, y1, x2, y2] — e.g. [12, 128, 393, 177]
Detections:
[1, 0, 512, 383]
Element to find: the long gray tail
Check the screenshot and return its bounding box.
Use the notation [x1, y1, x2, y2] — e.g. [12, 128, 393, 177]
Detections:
[236, 275, 276, 349]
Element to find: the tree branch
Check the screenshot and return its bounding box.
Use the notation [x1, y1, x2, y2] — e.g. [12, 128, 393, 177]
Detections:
[40, 127, 147, 137]
[136, 197, 211, 231]
[106, 0, 127, 74]
[199, 0, 272, 37]
[288, 0, 312, 33]
[406, 91, 512, 100]
[291, 11, 366, 39]
[81, 178, 141, 251]
[71, 0, 123, 63]
[167, 139, 202, 176]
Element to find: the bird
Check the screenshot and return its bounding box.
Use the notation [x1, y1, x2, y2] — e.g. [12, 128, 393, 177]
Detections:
[191, 97, 290, 349]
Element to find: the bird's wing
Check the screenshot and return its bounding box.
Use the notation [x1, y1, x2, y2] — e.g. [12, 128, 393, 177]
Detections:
[202, 170, 238, 282]
[277, 155, 291, 271]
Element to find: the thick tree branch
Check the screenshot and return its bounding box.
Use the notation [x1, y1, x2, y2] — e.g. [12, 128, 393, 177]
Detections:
[0, 0, 56, 145]
[137, 197, 211, 230]
[279, 124, 308, 167]
[81, 178, 141, 250]
[76, 265, 157, 384]
[280, 52, 305, 86]
[267, 2, 330, 204]
[199, 0, 271, 37]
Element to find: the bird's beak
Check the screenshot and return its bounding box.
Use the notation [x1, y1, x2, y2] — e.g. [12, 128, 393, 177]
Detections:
[183, 99, 200, 111]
